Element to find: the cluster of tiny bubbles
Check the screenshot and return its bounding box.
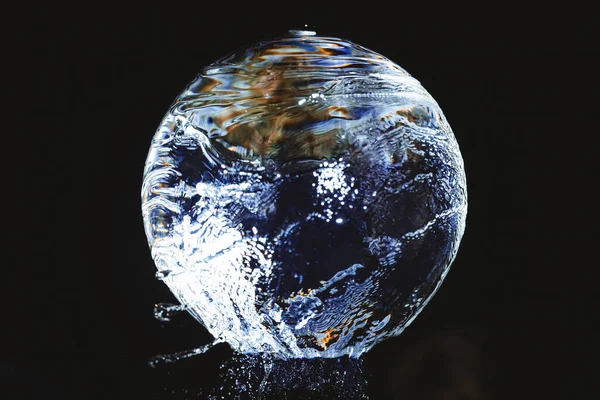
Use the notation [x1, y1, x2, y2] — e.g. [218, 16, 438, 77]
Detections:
[141, 28, 467, 397]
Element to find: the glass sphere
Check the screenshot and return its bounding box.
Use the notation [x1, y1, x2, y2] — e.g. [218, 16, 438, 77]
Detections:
[141, 31, 467, 358]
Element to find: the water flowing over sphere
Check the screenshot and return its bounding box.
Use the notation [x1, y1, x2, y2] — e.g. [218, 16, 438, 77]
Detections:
[141, 31, 467, 359]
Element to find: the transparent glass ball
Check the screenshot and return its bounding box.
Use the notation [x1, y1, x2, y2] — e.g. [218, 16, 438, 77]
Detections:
[141, 31, 467, 358]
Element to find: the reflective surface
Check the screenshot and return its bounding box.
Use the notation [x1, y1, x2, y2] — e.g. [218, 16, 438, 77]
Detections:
[141, 31, 467, 358]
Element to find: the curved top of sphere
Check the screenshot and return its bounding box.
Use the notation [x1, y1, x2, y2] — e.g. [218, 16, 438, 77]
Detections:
[168, 32, 445, 165]
[142, 32, 466, 359]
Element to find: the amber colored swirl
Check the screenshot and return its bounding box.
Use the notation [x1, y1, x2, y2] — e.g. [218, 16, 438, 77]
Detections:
[168, 36, 437, 163]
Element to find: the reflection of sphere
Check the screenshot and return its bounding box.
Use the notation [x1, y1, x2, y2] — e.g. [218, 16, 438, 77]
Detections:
[141, 31, 467, 358]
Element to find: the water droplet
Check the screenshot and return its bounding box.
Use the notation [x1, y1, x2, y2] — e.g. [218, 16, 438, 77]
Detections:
[148, 339, 224, 368]
[288, 29, 317, 36]
[153, 302, 187, 322]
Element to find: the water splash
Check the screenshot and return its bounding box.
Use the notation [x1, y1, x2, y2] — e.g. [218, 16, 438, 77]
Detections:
[209, 355, 369, 399]
[142, 32, 467, 360]
[148, 339, 225, 368]
[153, 302, 188, 322]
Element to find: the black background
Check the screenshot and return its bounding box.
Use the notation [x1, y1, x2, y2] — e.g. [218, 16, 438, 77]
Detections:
[7, 8, 598, 399]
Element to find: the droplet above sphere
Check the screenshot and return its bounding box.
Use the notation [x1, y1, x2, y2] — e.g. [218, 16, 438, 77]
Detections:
[141, 32, 467, 358]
